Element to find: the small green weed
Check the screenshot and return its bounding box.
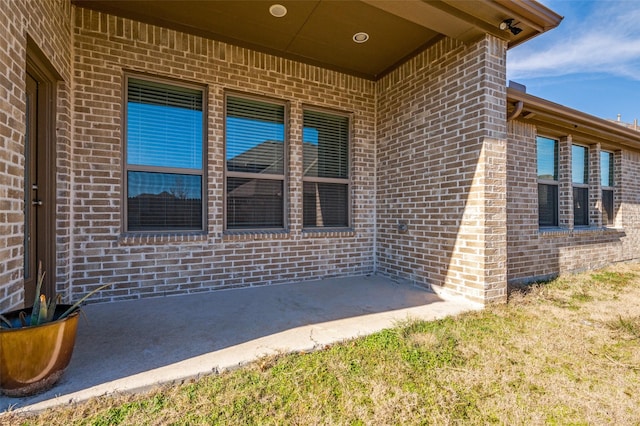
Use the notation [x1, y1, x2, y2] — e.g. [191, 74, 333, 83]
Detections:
[608, 315, 640, 339]
[591, 271, 637, 287]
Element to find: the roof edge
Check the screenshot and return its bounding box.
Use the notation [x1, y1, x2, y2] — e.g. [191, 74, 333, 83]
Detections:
[495, 0, 563, 30]
[491, 0, 563, 48]
[507, 87, 640, 148]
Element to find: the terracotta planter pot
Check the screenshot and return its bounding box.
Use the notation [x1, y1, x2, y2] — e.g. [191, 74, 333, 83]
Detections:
[0, 305, 79, 397]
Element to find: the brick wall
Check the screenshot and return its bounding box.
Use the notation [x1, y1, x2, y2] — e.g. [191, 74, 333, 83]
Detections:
[8, 2, 634, 309]
[0, 0, 72, 311]
[69, 8, 376, 303]
[507, 119, 640, 283]
[376, 35, 508, 304]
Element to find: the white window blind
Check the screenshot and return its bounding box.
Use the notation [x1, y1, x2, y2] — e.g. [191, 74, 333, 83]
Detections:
[303, 109, 350, 228]
[225, 95, 285, 229]
[125, 77, 204, 232]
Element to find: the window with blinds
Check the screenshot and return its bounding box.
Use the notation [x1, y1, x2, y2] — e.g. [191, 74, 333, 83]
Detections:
[303, 109, 350, 228]
[572, 145, 589, 226]
[537, 136, 558, 227]
[225, 95, 286, 229]
[125, 77, 205, 232]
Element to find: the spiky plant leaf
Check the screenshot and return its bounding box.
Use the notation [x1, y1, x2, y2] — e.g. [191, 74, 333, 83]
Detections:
[19, 311, 28, 327]
[58, 283, 112, 320]
[35, 294, 48, 326]
[46, 294, 60, 322]
[0, 313, 11, 329]
[30, 262, 46, 325]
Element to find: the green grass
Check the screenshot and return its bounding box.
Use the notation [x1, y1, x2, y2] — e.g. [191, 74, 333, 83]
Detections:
[5, 264, 640, 425]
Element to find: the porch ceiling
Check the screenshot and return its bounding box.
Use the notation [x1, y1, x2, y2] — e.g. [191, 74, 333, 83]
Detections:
[71, 0, 562, 80]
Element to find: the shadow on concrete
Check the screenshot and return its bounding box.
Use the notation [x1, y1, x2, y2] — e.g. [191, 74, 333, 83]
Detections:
[1, 275, 480, 413]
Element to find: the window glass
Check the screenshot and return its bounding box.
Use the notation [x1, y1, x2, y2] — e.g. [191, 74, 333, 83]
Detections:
[127, 172, 202, 231]
[227, 178, 283, 228]
[573, 187, 589, 226]
[226, 97, 284, 174]
[537, 137, 557, 180]
[537, 136, 558, 227]
[225, 95, 285, 230]
[602, 189, 614, 225]
[127, 79, 202, 169]
[538, 183, 558, 227]
[303, 111, 349, 179]
[303, 182, 348, 227]
[601, 151, 614, 187]
[572, 145, 588, 184]
[125, 77, 204, 232]
[303, 110, 350, 228]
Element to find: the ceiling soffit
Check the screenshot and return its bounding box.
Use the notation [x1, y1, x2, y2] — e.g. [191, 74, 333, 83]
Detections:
[71, 0, 562, 80]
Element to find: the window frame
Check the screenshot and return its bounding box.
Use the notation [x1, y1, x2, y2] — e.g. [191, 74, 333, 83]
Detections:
[302, 106, 352, 230]
[601, 150, 615, 226]
[122, 73, 207, 234]
[223, 91, 288, 232]
[537, 136, 559, 227]
[571, 144, 589, 227]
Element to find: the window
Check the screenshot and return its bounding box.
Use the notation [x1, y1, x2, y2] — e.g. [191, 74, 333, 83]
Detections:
[537, 136, 558, 227]
[601, 151, 614, 225]
[225, 95, 286, 230]
[125, 77, 205, 232]
[572, 145, 589, 226]
[303, 109, 350, 228]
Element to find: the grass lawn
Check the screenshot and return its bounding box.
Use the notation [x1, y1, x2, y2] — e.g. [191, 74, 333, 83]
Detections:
[4, 263, 640, 425]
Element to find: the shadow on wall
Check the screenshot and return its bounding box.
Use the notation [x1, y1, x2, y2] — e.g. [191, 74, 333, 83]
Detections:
[375, 36, 506, 303]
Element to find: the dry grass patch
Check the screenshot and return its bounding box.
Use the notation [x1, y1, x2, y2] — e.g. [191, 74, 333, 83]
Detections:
[4, 263, 640, 425]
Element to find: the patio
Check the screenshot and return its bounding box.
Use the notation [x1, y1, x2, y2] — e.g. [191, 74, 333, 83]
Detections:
[1, 275, 480, 413]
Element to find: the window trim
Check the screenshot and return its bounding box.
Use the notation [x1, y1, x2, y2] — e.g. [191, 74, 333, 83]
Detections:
[537, 135, 559, 228]
[601, 150, 615, 226]
[302, 105, 353, 229]
[571, 144, 589, 227]
[122, 73, 208, 234]
[223, 91, 289, 232]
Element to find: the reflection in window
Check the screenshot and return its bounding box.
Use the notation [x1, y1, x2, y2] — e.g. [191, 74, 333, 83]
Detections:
[127, 172, 202, 231]
[538, 184, 558, 227]
[601, 151, 614, 225]
[537, 136, 558, 180]
[537, 136, 558, 227]
[225, 95, 285, 229]
[125, 77, 204, 232]
[303, 109, 350, 228]
[572, 145, 589, 226]
[572, 145, 588, 184]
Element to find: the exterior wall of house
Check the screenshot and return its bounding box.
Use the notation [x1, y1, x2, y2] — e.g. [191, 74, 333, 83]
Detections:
[376, 35, 509, 304]
[507, 119, 640, 283]
[6, 3, 628, 309]
[0, 0, 72, 311]
[69, 8, 376, 303]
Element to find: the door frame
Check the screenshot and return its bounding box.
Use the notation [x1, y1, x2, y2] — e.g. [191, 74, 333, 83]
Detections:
[25, 38, 60, 300]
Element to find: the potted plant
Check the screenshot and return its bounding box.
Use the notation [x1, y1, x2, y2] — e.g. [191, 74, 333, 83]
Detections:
[0, 263, 109, 397]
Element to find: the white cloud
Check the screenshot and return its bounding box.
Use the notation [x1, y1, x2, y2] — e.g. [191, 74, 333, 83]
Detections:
[507, 1, 640, 81]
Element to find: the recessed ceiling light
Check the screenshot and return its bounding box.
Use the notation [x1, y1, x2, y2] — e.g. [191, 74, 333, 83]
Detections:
[353, 32, 369, 43]
[269, 4, 287, 18]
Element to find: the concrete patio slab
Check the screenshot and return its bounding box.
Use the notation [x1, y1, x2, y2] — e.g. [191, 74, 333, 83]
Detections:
[1, 275, 481, 413]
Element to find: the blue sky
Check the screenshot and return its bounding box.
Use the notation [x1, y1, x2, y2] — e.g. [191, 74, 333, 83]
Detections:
[507, 0, 640, 124]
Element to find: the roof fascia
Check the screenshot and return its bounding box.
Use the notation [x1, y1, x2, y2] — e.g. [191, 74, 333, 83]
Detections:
[507, 87, 640, 150]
